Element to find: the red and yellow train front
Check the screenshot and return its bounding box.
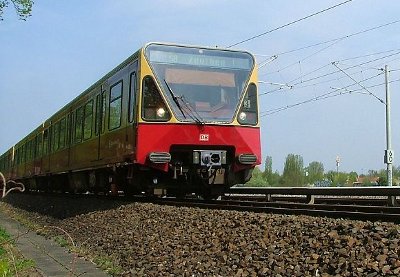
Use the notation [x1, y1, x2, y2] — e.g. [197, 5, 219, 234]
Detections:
[135, 43, 260, 195]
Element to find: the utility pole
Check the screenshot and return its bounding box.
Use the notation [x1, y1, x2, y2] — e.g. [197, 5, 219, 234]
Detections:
[336, 156, 340, 185]
[384, 65, 394, 187]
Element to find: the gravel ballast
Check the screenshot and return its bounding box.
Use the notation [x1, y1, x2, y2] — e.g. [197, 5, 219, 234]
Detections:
[1, 195, 399, 276]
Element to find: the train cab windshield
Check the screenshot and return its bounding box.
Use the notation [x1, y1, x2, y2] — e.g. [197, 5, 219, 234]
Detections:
[145, 44, 255, 123]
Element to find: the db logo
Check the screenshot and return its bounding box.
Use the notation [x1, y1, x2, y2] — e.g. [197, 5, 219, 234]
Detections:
[199, 134, 209, 141]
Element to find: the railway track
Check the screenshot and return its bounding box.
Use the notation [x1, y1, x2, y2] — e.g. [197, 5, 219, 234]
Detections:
[152, 197, 400, 223]
[2, 186, 400, 222]
[2, 187, 400, 276]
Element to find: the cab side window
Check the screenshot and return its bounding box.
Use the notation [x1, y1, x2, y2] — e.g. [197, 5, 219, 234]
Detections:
[237, 83, 258, 125]
[142, 76, 170, 121]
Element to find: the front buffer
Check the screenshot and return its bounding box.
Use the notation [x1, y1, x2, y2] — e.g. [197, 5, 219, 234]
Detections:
[135, 123, 261, 197]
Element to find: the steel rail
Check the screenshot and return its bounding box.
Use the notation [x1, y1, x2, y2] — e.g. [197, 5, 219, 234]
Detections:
[223, 195, 390, 206]
[227, 186, 400, 206]
[151, 198, 400, 223]
[227, 186, 400, 196]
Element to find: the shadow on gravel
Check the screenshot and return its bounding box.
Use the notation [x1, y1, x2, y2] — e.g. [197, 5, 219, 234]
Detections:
[2, 192, 128, 219]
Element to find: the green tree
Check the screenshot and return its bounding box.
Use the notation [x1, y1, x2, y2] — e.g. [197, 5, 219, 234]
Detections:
[305, 161, 324, 185]
[263, 156, 273, 180]
[282, 154, 304, 187]
[270, 171, 281, 187]
[392, 165, 400, 182]
[262, 156, 281, 186]
[0, 0, 33, 20]
[376, 169, 388, 186]
[326, 171, 349, 186]
[377, 175, 387, 186]
[348, 171, 358, 184]
[367, 169, 378, 177]
[247, 167, 268, 187]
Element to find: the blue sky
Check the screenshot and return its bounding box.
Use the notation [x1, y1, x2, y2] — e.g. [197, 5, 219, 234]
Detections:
[0, 0, 399, 173]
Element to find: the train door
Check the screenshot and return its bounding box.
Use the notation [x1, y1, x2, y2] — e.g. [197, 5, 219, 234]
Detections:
[66, 112, 73, 167]
[94, 86, 107, 161]
[42, 124, 51, 173]
[34, 132, 42, 176]
[126, 61, 139, 160]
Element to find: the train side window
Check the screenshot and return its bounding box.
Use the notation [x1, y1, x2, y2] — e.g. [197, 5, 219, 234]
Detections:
[95, 93, 106, 135]
[109, 81, 122, 130]
[75, 106, 84, 143]
[15, 149, 18, 165]
[142, 76, 170, 121]
[27, 141, 31, 161]
[31, 138, 36, 160]
[128, 72, 137, 123]
[25, 141, 30, 162]
[84, 100, 93, 140]
[21, 144, 25, 164]
[53, 122, 60, 152]
[59, 118, 66, 149]
[101, 92, 106, 133]
[95, 94, 100, 135]
[36, 133, 42, 158]
[18, 147, 22, 165]
[28, 140, 31, 161]
[43, 129, 49, 155]
[68, 113, 74, 146]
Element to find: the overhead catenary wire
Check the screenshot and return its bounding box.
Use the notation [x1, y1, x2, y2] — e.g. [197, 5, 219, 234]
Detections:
[259, 50, 400, 96]
[261, 48, 400, 87]
[260, 73, 400, 117]
[227, 0, 355, 48]
[261, 71, 384, 108]
[256, 19, 400, 68]
[289, 51, 400, 86]
[332, 62, 385, 104]
[262, 46, 400, 81]
[259, 68, 374, 96]
[267, 40, 344, 74]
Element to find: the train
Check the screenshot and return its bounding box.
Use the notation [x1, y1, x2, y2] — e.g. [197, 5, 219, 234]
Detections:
[0, 42, 261, 198]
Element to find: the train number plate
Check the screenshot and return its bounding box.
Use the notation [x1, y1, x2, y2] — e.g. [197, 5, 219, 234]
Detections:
[211, 168, 225, 185]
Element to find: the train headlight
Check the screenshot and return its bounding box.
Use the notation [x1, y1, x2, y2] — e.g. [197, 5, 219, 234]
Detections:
[193, 151, 200, 164]
[239, 112, 247, 121]
[156, 108, 166, 118]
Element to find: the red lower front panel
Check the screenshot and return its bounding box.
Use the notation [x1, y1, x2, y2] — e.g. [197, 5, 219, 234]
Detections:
[136, 123, 261, 172]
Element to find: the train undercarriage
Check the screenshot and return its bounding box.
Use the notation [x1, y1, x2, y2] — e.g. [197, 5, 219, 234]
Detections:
[18, 147, 254, 199]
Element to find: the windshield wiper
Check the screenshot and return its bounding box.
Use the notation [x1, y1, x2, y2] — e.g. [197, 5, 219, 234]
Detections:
[179, 95, 205, 125]
[163, 79, 205, 125]
[164, 79, 186, 119]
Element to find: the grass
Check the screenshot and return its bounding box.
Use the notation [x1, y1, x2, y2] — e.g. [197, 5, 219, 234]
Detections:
[94, 255, 123, 275]
[0, 226, 36, 276]
[54, 235, 69, 247]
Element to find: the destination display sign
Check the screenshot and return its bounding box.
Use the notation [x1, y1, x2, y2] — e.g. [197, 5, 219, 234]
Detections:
[148, 50, 252, 70]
